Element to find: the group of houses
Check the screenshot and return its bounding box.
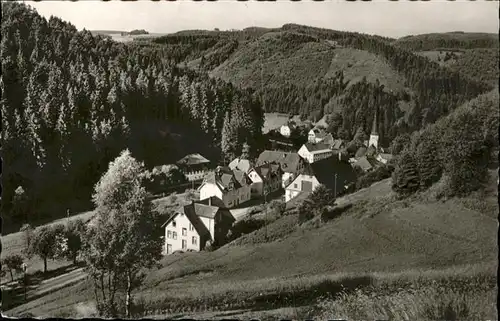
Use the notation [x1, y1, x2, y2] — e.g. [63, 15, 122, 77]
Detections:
[160, 115, 393, 255]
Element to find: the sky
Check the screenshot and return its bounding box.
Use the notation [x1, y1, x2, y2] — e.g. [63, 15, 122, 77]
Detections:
[26, 0, 499, 39]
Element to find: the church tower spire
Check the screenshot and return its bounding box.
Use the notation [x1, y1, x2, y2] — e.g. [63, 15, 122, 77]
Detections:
[368, 108, 379, 149]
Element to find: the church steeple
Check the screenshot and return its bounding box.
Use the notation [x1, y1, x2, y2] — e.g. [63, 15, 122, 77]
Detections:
[368, 108, 379, 149]
[371, 109, 378, 135]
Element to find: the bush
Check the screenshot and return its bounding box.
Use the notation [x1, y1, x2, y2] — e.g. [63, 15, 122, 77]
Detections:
[268, 200, 286, 218]
[298, 185, 336, 224]
[320, 204, 353, 223]
[356, 164, 394, 191]
[228, 217, 267, 241]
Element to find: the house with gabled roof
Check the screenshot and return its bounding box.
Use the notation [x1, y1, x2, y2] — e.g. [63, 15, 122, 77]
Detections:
[256, 150, 306, 188]
[352, 156, 378, 172]
[284, 157, 357, 202]
[198, 166, 252, 208]
[176, 153, 211, 181]
[162, 200, 235, 254]
[247, 162, 282, 197]
[298, 142, 334, 164]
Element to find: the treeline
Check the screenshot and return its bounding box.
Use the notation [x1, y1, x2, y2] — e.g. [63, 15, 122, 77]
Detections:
[394, 33, 499, 51]
[259, 71, 347, 118]
[392, 90, 499, 197]
[1, 2, 263, 229]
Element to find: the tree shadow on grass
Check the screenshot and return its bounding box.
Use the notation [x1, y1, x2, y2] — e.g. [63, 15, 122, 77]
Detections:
[248, 275, 374, 312]
[2, 262, 84, 311]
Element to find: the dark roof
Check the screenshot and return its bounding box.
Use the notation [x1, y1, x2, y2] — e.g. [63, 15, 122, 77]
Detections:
[355, 146, 368, 158]
[322, 133, 334, 145]
[353, 156, 378, 171]
[252, 162, 281, 181]
[256, 151, 303, 173]
[202, 166, 250, 191]
[232, 168, 252, 186]
[295, 157, 357, 192]
[176, 153, 210, 166]
[161, 206, 211, 243]
[196, 196, 227, 208]
[303, 142, 332, 153]
[182, 204, 213, 240]
[192, 203, 219, 219]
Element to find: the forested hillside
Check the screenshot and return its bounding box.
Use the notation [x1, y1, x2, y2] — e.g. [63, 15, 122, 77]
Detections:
[392, 90, 499, 197]
[394, 32, 499, 86]
[137, 24, 494, 145]
[393, 32, 499, 51]
[0, 2, 264, 230]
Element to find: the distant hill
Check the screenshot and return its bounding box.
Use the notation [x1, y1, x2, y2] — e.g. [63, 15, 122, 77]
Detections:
[90, 30, 125, 35]
[137, 25, 493, 144]
[393, 32, 499, 86]
[394, 32, 499, 51]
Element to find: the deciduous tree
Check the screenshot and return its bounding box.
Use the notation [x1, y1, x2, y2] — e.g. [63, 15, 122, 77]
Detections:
[3, 254, 24, 282]
[82, 150, 163, 317]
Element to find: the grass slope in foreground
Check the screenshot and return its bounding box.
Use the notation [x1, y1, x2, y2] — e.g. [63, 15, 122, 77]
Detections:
[5, 173, 498, 318]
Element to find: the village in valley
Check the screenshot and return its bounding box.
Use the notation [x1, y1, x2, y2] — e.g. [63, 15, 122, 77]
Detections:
[160, 112, 393, 255]
[1, 1, 498, 319]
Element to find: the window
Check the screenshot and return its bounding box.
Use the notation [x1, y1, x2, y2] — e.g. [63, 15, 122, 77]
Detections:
[294, 183, 298, 189]
[192, 236, 198, 245]
[189, 223, 194, 231]
[173, 231, 177, 240]
[167, 230, 172, 239]
[182, 239, 187, 249]
[182, 228, 187, 236]
[166, 244, 172, 254]
[172, 220, 176, 228]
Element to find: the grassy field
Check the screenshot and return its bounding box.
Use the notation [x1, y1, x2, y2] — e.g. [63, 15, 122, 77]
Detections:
[0, 191, 198, 284]
[5, 173, 497, 317]
[262, 113, 302, 133]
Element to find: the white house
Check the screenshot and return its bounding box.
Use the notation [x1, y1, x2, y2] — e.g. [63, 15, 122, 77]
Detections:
[256, 151, 306, 188]
[285, 157, 357, 202]
[279, 123, 295, 138]
[308, 127, 329, 143]
[247, 162, 282, 197]
[198, 166, 252, 208]
[162, 200, 235, 255]
[298, 142, 333, 164]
